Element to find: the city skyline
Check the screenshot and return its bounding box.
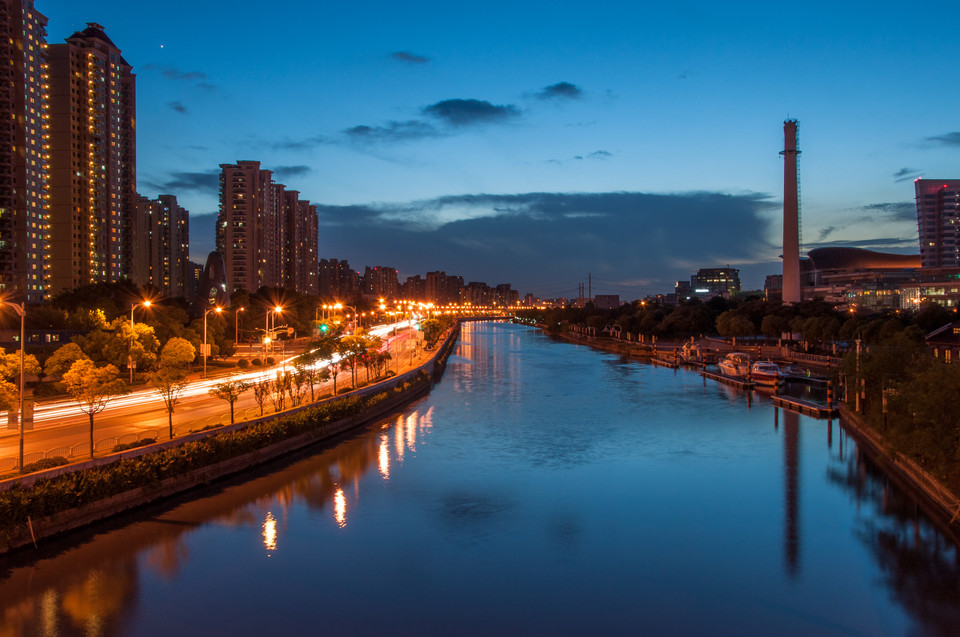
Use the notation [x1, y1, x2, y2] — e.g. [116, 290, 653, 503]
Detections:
[37, 0, 959, 299]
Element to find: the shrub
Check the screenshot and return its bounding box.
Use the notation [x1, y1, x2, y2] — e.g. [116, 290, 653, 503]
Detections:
[0, 374, 433, 537]
[22, 456, 69, 474]
[251, 358, 262, 367]
[237, 359, 249, 368]
[112, 438, 157, 453]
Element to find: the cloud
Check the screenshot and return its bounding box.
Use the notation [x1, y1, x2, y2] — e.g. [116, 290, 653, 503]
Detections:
[860, 201, 915, 222]
[924, 132, 960, 147]
[818, 226, 837, 241]
[391, 51, 430, 64]
[805, 237, 919, 252]
[168, 101, 187, 114]
[308, 190, 779, 298]
[143, 170, 219, 195]
[145, 64, 216, 90]
[422, 99, 521, 127]
[892, 167, 921, 182]
[266, 135, 329, 151]
[537, 82, 583, 100]
[272, 165, 312, 181]
[344, 120, 438, 143]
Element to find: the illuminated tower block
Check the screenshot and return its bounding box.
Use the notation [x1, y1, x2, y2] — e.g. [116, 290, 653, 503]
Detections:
[48, 23, 136, 293]
[0, 0, 50, 301]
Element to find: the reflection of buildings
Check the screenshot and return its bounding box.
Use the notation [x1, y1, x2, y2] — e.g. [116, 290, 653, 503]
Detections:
[782, 409, 801, 577]
[0, 403, 434, 631]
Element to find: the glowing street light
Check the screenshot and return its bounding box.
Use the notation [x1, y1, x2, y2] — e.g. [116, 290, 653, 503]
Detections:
[334, 302, 360, 334]
[203, 306, 223, 379]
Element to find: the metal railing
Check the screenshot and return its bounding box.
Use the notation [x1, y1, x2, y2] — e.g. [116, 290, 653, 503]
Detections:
[1, 429, 163, 472]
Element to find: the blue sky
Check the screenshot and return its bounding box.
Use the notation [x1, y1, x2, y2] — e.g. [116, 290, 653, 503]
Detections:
[39, 0, 959, 299]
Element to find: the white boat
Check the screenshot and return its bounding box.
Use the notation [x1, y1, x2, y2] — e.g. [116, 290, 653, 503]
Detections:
[750, 361, 783, 386]
[778, 362, 808, 380]
[718, 352, 751, 378]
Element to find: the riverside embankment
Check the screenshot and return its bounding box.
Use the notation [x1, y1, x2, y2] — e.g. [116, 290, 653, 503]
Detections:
[0, 325, 459, 554]
[549, 324, 960, 540]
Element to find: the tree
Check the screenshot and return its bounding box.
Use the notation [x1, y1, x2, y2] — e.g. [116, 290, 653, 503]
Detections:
[271, 372, 290, 412]
[287, 367, 309, 408]
[420, 318, 443, 348]
[715, 310, 755, 345]
[252, 378, 271, 416]
[157, 336, 196, 368]
[0, 347, 41, 411]
[44, 342, 89, 380]
[338, 335, 369, 388]
[150, 338, 196, 439]
[760, 315, 788, 340]
[328, 360, 342, 395]
[62, 359, 128, 458]
[208, 380, 251, 425]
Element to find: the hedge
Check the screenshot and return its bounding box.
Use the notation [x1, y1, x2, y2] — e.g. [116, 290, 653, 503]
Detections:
[0, 373, 429, 540]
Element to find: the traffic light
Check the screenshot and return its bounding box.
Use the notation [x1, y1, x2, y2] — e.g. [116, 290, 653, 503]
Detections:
[318, 321, 329, 333]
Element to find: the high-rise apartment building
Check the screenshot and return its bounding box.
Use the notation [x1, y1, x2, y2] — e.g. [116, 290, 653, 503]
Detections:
[282, 190, 318, 295]
[47, 22, 136, 293]
[218, 161, 319, 295]
[136, 194, 190, 297]
[318, 258, 358, 300]
[217, 161, 278, 292]
[363, 266, 399, 299]
[0, 0, 50, 301]
[915, 180, 960, 269]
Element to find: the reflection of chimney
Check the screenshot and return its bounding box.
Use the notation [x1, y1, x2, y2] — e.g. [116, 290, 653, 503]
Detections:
[783, 410, 801, 577]
[781, 120, 801, 304]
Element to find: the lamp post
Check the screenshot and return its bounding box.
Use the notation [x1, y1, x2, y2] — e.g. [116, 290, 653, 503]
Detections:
[128, 300, 151, 382]
[235, 306, 245, 345]
[203, 306, 223, 379]
[335, 303, 358, 334]
[264, 305, 283, 355]
[1, 300, 25, 473]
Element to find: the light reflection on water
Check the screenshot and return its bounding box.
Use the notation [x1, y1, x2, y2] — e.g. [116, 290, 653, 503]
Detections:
[0, 321, 958, 636]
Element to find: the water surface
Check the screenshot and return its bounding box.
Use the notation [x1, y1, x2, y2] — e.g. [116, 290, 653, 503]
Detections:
[1, 321, 958, 636]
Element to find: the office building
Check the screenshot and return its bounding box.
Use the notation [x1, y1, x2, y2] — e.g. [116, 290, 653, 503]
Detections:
[47, 22, 136, 293]
[0, 0, 50, 301]
[915, 179, 960, 269]
[691, 267, 741, 298]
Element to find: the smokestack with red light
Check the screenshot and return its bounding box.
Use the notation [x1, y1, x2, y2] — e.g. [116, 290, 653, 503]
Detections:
[781, 119, 801, 304]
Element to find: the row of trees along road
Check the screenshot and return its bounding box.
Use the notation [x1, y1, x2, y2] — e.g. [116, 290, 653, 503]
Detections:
[0, 281, 398, 465]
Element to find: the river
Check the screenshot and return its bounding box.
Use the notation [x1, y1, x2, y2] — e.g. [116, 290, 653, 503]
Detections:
[1, 320, 958, 636]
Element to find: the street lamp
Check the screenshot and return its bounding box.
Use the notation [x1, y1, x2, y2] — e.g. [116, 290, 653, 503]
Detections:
[264, 305, 283, 354]
[129, 300, 152, 382]
[335, 303, 358, 334]
[1, 300, 25, 473]
[203, 306, 223, 379]
[235, 306, 245, 345]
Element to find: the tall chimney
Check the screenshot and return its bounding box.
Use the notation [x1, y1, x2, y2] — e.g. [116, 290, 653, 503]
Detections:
[781, 120, 801, 304]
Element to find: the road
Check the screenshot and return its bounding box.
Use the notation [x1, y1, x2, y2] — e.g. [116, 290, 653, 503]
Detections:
[0, 323, 424, 469]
